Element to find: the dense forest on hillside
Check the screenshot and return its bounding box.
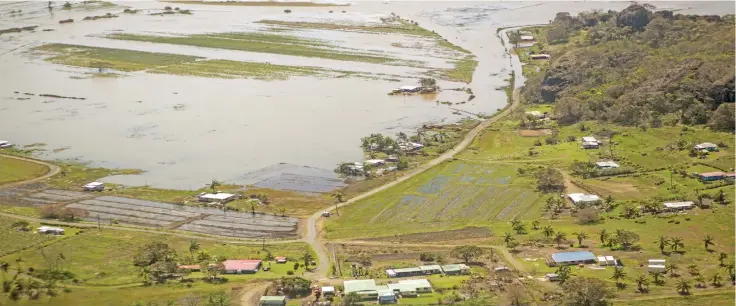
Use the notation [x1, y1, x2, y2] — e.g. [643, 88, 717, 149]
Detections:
[521, 4, 735, 131]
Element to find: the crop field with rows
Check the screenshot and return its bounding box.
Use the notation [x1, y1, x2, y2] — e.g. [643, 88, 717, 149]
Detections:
[325, 160, 544, 239]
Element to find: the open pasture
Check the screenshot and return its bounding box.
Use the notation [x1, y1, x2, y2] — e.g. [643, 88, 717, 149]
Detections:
[0, 215, 55, 257]
[0, 156, 49, 185]
[325, 160, 543, 239]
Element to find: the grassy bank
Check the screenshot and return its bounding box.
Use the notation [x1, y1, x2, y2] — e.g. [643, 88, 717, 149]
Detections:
[162, 0, 349, 7]
[257, 19, 440, 38]
[0, 156, 49, 185]
[107, 33, 411, 66]
[32, 44, 200, 72]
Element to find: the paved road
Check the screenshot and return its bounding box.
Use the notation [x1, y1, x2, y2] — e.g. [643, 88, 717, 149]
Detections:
[0, 154, 60, 187]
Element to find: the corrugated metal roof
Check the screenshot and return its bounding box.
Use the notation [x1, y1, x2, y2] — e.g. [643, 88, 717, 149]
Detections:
[393, 267, 422, 273]
[259, 296, 286, 302]
[418, 265, 441, 271]
[551, 251, 596, 263]
[344, 279, 377, 293]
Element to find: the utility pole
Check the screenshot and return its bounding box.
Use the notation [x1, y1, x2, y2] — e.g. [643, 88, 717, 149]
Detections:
[97, 216, 101, 230]
[262, 237, 265, 251]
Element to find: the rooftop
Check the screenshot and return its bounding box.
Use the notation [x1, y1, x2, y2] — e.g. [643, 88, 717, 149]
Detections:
[259, 296, 286, 302]
[387, 283, 417, 292]
[37, 226, 64, 231]
[398, 279, 432, 288]
[344, 279, 377, 294]
[392, 267, 422, 273]
[700, 172, 725, 177]
[198, 192, 236, 200]
[223, 260, 261, 271]
[322, 286, 335, 292]
[582, 136, 598, 142]
[551, 251, 596, 263]
[696, 142, 718, 148]
[441, 264, 469, 272]
[568, 193, 601, 203]
[418, 265, 442, 271]
[595, 161, 619, 168]
[663, 201, 695, 208]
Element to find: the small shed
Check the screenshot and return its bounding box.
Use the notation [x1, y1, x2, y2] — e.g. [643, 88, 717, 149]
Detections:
[597, 256, 607, 266]
[525, 110, 543, 118]
[581, 136, 600, 149]
[259, 296, 286, 306]
[568, 193, 601, 206]
[321, 286, 335, 297]
[545, 273, 559, 281]
[377, 291, 397, 304]
[605, 256, 616, 266]
[398, 279, 433, 293]
[197, 192, 237, 203]
[648, 264, 666, 273]
[549, 251, 597, 266]
[83, 182, 105, 191]
[37, 226, 64, 235]
[663, 201, 695, 211]
[595, 161, 619, 169]
[698, 172, 725, 182]
[275, 256, 287, 264]
[364, 159, 386, 166]
[441, 264, 470, 275]
[418, 265, 442, 275]
[694, 142, 718, 152]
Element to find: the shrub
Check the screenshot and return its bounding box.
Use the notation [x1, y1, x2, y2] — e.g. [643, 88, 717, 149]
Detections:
[286, 270, 294, 275]
[534, 140, 542, 146]
[577, 208, 600, 224]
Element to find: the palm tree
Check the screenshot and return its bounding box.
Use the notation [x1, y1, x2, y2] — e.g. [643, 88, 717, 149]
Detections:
[249, 200, 258, 215]
[694, 275, 706, 288]
[188, 240, 200, 259]
[554, 232, 567, 248]
[666, 263, 678, 277]
[300, 250, 315, 270]
[503, 232, 515, 248]
[512, 222, 526, 235]
[543, 225, 555, 239]
[264, 251, 275, 263]
[656, 236, 669, 254]
[599, 229, 609, 245]
[635, 275, 649, 293]
[276, 208, 286, 217]
[139, 267, 151, 285]
[330, 191, 345, 215]
[0, 261, 8, 280]
[725, 263, 735, 282]
[712, 273, 723, 287]
[611, 266, 626, 286]
[649, 271, 664, 285]
[531, 220, 540, 230]
[670, 237, 684, 253]
[573, 232, 588, 247]
[209, 180, 221, 192]
[687, 264, 699, 276]
[703, 235, 714, 251]
[718, 253, 728, 266]
[676, 279, 690, 295]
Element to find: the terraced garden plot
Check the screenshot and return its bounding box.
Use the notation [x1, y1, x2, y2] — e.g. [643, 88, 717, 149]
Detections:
[325, 161, 544, 239]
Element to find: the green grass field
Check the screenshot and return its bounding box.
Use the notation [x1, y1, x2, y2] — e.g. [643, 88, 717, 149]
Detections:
[0, 228, 315, 286]
[33, 44, 201, 72]
[0, 156, 49, 185]
[325, 160, 544, 239]
[0, 216, 56, 257]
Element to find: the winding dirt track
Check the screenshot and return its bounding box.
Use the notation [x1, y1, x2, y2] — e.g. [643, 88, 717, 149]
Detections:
[0, 154, 60, 187]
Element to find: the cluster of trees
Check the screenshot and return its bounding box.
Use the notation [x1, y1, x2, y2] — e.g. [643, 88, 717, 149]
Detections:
[535, 167, 566, 192]
[39, 205, 87, 222]
[132, 292, 231, 306]
[1, 251, 73, 301]
[522, 5, 735, 132]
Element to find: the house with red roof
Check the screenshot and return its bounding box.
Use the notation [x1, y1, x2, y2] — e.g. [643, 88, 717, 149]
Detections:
[223, 260, 262, 274]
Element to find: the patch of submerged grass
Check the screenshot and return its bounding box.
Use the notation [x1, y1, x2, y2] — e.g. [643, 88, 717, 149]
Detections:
[257, 19, 439, 37]
[428, 56, 478, 83]
[151, 59, 330, 80]
[33, 43, 201, 71]
[106, 33, 409, 66]
[162, 0, 348, 7]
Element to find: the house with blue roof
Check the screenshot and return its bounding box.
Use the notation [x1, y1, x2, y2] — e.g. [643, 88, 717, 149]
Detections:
[548, 251, 597, 266]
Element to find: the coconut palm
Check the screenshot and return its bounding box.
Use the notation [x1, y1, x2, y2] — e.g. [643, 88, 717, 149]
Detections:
[512, 222, 526, 235]
[248, 200, 258, 215]
[331, 191, 345, 215]
[599, 229, 609, 245]
[670, 237, 684, 253]
[263, 251, 275, 263]
[649, 271, 664, 285]
[656, 236, 669, 254]
[188, 240, 200, 259]
[573, 232, 588, 247]
[703, 235, 714, 251]
[635, 275, 649, 292]
[718, 253, 728, 266]
[687, 264, 700, 276]
[712, 273, 723, 287]
[611, 266, 626, 286]
[676, 279, 690, 295]
[542, 225, 555, 239]
[531, 220, 540, 230]
[694, 275, 706, 288]
[503, 232, 515, 248]
[300, 250, 315, 269]
[276, 208, 286, 217]
[554, 232, 567, 248]
[666, 263, 679, 277]
[209, 180, 221, 193]
[725, 263, 735, 282]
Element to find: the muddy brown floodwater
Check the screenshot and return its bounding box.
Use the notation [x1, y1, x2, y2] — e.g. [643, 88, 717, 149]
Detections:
[0, 1, 731, 191]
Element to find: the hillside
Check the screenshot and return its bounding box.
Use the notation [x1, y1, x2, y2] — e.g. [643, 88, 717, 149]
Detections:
[521, 5, 735, 131]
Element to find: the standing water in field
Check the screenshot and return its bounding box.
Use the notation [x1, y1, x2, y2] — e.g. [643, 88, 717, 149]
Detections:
[0, 1, 730, 190]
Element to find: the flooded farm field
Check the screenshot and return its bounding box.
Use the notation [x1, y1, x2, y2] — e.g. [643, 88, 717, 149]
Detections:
[0, 1, 730, 191]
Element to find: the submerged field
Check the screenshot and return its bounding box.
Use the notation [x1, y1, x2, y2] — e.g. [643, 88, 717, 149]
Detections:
[325, 161, 544, 239]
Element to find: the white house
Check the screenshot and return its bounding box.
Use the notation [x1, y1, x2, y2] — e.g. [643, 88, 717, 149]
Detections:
[597, 256, 608, 266]
[595, 161, 619, 169]
[581, 136, 600, 149]
[694, 142, 718, 152]
[648, 259, 666, 273]
[197, 192, 237, 203]
[0, 141, 12, 148]
[520, 35, 534, 41]
[37, 226, 64, 235]
[605, 256, 616, 266]
[567, 193, 601, 206]
[398, 85, 421, 93]
[321, 286, 335, 297]
[663, 201, 695, 212]
[398, 279, 433, 293]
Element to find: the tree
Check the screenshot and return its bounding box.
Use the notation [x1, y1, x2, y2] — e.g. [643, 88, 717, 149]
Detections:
[599, 229, 609, 245]
[503, 233, 516, 248]
[139, 267, 152, 285]
[675, 279, 690, 295]
[711, 273, 723, 287]
[556, 265, 571, 284]
[694, 275, 706, 288]
[300, 250, 314, 270]
[562, 277, 612, 306]
[507, 30, 521, 48]
[330, 191, 345, 215]
[611, 266, 626, 287]
[707, 103, 735, 132]
[536, 167, 565, 192]
[669, 237, 684, 253]
[531, 220, 540, 230]
[209, 180, 221, 193]
[188, 240, 200, 259]
[703, 236, 714, 251]
[656, 236, 670, 254]
[666, 263, 678, 277]
[511, 219, 526, 234]
[204, 292, 230, 306]
[613, 229, 639, 250]
[419, 77, 437, 88]
[650, 271, 664, 285]
[276, 208, 286, 217]
[616, 4, 652, 31]
[248, 200, 258, 215]
[725, 263, 735, 282]
[451, 245, 483, 264]
[635, 275, 649, 293]
[718, 253, 728, 266]
[263, 251, 275, 263]
[134, 242, 177, 267]
[342, 292, 361, 305]
[687, 264, 700, 276]
[554, 232, 567, 248]
[573, 232, 588, 247]
[543, 225, 555, 239]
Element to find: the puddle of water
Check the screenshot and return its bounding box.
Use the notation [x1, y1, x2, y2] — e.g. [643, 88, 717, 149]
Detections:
[0, 1, 731, 190]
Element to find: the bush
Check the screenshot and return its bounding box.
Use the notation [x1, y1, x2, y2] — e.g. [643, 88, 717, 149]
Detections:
[419, 253, 435, 261]
[534, 140, 542, 146]
[577, 208, 600, 224]
[164, 6, 172, 10]
[545, 137, 559, 145]
[286, 270, 294, 275]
